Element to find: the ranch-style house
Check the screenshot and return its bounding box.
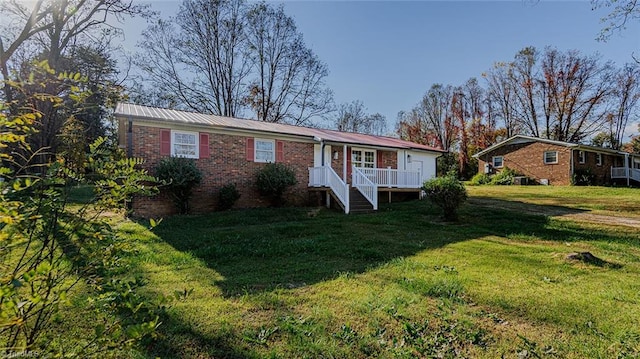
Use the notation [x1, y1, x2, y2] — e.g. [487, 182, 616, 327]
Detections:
[115, 103, 445, 217]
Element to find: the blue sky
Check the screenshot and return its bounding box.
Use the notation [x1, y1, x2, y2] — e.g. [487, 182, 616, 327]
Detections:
[124, 1, 640, 134]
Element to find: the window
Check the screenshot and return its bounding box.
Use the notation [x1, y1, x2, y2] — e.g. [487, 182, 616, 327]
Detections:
[172, 130, 199, 158]
[544, 151, 558, 164]
[255, 138, 275, 163]
[578, 151, 585, 164]
[596, 153, 603, 166]
[492, 156, 504, 168]
[352, 149, 376, 168]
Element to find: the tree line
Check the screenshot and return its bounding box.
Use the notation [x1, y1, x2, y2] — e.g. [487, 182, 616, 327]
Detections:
[397, 46, 640, 178]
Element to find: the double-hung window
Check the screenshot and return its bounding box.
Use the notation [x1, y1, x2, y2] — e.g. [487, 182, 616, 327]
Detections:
[172, 130, 199, 158]
[544, 151, 558, 164]
[578, 151, 585, 164]
[492, 156, 504, 168]
[596, 153, 603, 166]
[255, 139, 275, 163]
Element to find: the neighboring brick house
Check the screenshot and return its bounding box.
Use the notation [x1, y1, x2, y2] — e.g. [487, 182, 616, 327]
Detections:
[115, 103, 444, 217]
[473, 135, 640, 186]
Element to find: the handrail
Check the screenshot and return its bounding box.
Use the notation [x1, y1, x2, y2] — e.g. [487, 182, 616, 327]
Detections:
[309, 166, 349, 213]
[357, 167, 422, 188]
[631, 168, 640, 182]
[352, 166, 378, 210]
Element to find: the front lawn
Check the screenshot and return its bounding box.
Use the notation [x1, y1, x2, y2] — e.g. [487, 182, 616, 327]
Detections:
[55, 186, 640, 357]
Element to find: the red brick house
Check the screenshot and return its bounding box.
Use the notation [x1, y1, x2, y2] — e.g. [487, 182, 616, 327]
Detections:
[115, 103, 444, 216]
[473, 135, 640, 186]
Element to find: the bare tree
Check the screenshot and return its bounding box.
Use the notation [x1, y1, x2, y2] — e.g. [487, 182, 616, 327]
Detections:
[540, 48, 614, 142]
[134, 0, 332, 125]
[485, 62, 521, 137]
[510, 47, 542, 138]
[334, 100, 386, 135]
[134, 0, 249, 116]
[597, 63, 640, 148]
[244, 3, 332, 125]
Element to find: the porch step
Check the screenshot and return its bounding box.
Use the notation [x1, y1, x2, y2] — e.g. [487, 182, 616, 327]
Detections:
[349, 188, 374, 214]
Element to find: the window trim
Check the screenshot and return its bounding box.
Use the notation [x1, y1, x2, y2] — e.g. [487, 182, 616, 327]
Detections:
[578, 150, 585, 164]
[254, 138, 276, 163]
[492, 156, 504, 168]
[543, 151, 558, 165]
[596, 153, 603, 166]
[171, 130, 199, 159]
[351, 148, 377, 168]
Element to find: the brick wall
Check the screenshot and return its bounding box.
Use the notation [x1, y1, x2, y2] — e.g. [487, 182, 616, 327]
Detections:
[131, 125, 315, 217]
[477, 142, 572, 185]
[573, 150, 623, 185]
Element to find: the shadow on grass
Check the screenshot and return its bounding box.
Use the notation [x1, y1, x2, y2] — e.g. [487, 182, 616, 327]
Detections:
[466, 196, 588, 217]
[149, 198, 633, 298]
[142, 198, 637, 358]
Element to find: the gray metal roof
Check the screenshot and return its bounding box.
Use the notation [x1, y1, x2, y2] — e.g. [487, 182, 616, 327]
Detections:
[115, 103, 445, 153]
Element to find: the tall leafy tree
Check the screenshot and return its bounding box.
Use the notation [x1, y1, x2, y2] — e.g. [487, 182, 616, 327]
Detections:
[0, 0, 148, 156]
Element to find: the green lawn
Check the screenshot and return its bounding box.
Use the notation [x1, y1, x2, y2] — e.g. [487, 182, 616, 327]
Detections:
[59, 186, 640, 357]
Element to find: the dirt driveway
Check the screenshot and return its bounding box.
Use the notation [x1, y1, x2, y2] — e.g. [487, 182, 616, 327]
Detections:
[468, 197, 640, 229]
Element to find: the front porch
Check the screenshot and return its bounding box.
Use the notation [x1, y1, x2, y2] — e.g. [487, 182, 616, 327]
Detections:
[610, 153, 640, 185]
[308, 166, 423, 214]
[611, 167, 640, 184]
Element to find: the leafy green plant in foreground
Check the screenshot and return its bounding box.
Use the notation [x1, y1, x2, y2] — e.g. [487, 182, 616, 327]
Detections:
[0, 64, 161, 356]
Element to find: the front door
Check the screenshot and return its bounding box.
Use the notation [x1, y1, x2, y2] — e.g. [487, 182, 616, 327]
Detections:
[352, 149, 376, 169]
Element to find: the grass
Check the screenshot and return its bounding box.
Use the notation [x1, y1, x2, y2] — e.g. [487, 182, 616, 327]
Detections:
[54, 186, 640, 358]
[467, 185, 640, 217]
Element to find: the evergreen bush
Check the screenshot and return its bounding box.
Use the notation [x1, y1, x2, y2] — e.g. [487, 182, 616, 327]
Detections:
[218, 183, 241, 210]
[256, 163, 297, 207]
[155, 157, 202, 214]
[422, 175, 468, 221]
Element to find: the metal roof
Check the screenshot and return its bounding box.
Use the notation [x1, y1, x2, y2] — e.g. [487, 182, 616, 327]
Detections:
[473, 134, 630, 158]
[115, 103, 445, 153]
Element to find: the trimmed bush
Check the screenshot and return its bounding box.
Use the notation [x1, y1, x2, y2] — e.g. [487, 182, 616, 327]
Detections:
[218, 183, 241, 210]
[422, 175, 467, 221]
[469, 173, 491, 186]
[256, 163, 297, 207]
[155, 157, 202, 214]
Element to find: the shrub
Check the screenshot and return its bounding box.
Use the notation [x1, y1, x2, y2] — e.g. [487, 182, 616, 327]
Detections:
[256, 163, 297, 207]
[422, 175, 468, 221]
[218, 183, 241, 210]
[572, 169, 596, 186]
[490, 167, 518, 185]
[155, 157, 202, 214]
[469, 173, 491, 186]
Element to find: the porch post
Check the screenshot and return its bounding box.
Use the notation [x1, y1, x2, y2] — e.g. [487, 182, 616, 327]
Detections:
[626, 153, 630, 187]
[343, 144, 347, 182]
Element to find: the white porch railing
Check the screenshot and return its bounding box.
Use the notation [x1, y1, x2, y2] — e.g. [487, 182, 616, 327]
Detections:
[309, 166, 350, 213]
[611, 167, 627, 178]
[358, 167, 422, 188]
[352, 166, 378, 210]
[611, 167, 640, 182]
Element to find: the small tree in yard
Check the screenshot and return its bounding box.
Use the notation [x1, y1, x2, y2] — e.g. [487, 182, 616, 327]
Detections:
[422, 175, 468, 221]
[256, 163, 297, 207]
[155, 157, 203, 214]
